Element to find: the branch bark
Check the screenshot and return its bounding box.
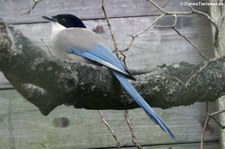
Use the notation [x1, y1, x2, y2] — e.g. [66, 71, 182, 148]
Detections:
[0, 19, 225, 116]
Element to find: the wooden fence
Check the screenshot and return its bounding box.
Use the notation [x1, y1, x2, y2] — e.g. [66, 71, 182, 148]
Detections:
[0, 0, 221, 148]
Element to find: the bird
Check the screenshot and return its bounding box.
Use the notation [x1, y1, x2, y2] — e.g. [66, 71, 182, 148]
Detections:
[42, 14, 174, 138]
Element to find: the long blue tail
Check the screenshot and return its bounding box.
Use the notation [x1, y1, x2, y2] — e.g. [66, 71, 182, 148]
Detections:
[113, 71, 175, 139]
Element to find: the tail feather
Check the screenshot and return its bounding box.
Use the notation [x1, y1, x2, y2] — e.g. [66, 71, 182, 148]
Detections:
[113, 71, 175, 139]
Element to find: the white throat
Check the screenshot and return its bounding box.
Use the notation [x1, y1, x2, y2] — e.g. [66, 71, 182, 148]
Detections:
[50, 22, 66, 38]
[49, 22, 66, 58]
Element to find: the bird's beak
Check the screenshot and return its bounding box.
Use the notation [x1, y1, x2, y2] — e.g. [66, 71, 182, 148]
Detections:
[42, 16, 55, 22]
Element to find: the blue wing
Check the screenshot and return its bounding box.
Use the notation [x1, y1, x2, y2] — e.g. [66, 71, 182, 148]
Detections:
[68, 44, 135, 80]
[68, 44, 174, 138]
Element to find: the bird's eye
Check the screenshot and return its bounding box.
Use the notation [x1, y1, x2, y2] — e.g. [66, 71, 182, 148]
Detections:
[60, 18, 66, 22]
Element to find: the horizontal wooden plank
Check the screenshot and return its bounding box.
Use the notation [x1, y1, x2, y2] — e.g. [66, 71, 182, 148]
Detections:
[1, 0, 209, 24]
[0, 90, 218, 149]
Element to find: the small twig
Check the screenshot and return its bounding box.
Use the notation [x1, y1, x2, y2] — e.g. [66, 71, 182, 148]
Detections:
[123, 13, 166, 52]
[200, 109, 225, 149]
[154, 14, 177, 28]
[152, 0, 172, 14]
[98, 111, 120, 149]
[148, 0, 211, 61]
[200, 115, 210, 149]
[185, 61, 208, 87]
[154, 14, 210, 62]
[101, 0, 119, 57]
[101, 0, 129, 66]
[124, 110, 142, 149]
[148, 0, 192, 15]
[120, 52, 128, 68]
[190, 6, 220, 49]
[148, 0, 221, 52]
[184, 56, 225, 87]
[21, 0, 44, 15]
[210, 116, 225, 129]
[40, 38, 53, 55]
[172, 27, 210, 61]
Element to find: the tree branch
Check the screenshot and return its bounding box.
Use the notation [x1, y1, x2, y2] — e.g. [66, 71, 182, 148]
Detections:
[0, 20, 225, 116]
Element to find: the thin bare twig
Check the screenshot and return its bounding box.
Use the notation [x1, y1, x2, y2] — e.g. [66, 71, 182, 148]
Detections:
[148, 0, 213, 63]
[124, 110, 142, 149]
[120, 52, 128, 68]
[123, 13, 166, 52]
[148, 0, 192, 15]
[98, 111, 120, 149]
[190, 6, 220, 49]
[205, 102, 222, 128]
[172, 27, 209, 61]
[185, 61, 208, 87]
[185, 56, 225, 87]
[210, 116, 225, 129]
[101, 0, 119, 57]
[101, 0, 130, 67]
[21, 0, 44, 15]
[148, 0, 210, 61]
[200, 109, 225, 149]
[200, 115, 210, 149]
[152, 0, 172, 14]
[40, 38, 53, 55]
[148, 0, 221, 52]
[154, 14, 177, 28]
